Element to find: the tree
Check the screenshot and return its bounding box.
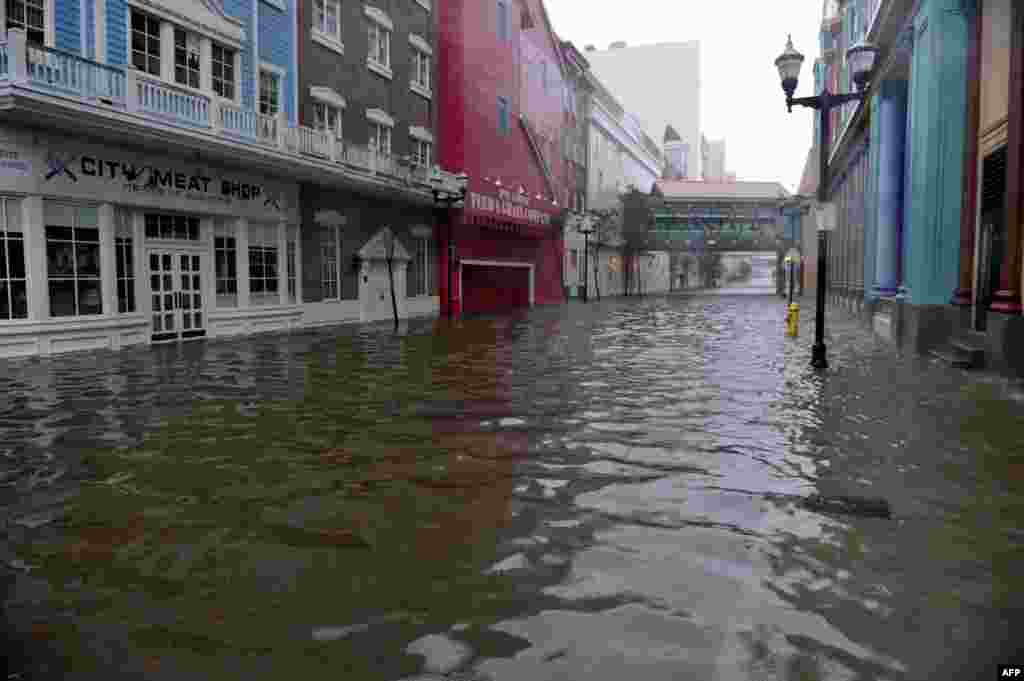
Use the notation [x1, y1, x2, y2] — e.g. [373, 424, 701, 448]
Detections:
[619, 185, 654, 297]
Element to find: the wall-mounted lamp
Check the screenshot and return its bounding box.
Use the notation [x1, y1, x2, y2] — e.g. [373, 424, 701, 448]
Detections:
[352, 253, 363, 271]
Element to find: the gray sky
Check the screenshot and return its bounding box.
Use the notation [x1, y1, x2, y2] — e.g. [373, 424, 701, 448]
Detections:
[544, 0, 824, 193]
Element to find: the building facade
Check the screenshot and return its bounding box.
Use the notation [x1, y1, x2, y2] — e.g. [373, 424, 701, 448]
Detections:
[583, 40, 701, 180]
[436, 0, 570, 317]
[701, 135, 728, 182]
[295, 0, 442, 328]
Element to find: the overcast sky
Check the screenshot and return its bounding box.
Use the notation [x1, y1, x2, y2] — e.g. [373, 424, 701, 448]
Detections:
[544, 0, 824, 193]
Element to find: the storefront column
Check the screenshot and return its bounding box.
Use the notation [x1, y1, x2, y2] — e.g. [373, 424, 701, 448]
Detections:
[277, 220, 287, 305]
[873, 79, 907, 297]
[236, 217, 251, 308]
[98, 203, 116, 316]
[134, 212, 148, 319]
[22, 196, 47, 321]
[952, 4, 982, 306]
[992, 3, 1024, 313]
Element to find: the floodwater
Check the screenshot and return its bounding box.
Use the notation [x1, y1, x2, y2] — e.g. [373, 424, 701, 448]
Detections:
[2, 293, 1023, 680]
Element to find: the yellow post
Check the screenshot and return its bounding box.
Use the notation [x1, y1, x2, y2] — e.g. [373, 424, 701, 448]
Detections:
[787, 303, 800, 337]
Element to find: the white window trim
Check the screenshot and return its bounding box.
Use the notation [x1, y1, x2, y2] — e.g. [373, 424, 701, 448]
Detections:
[310, 85, 347, 110]
[408, 125, 433, 144]
[410, 81, 431, 100]
[126, 0, 244, 50]
[368, 58, 393, 80]
[366, 108, 394, 128]
[312, 30, 345, 55]
[414, 0, 430, 11]
[8, 0, 59, 47]
[312, 0, 343, 52]
[320, 224, 341, 301]
[363, 4, 393, 31]
[408, 33, 432, 56]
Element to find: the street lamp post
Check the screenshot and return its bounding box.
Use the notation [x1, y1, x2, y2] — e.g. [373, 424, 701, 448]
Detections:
[429, 168, 470, 320]
[775, 34, 877, 370]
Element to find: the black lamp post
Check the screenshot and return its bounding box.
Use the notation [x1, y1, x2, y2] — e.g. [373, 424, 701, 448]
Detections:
[775, 34, 877, 370]
[429, 169, 469, 320]
[577, 214, 595, 302]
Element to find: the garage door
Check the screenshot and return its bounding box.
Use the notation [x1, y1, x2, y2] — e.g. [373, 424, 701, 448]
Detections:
[462, 264, 530, 315]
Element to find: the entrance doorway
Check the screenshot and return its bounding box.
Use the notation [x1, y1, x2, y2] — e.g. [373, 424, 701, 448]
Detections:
[149, 250, 206, 342]
[974, 147, 1007, 332]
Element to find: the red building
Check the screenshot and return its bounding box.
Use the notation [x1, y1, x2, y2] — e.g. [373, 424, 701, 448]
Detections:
[437, 0, 571, 316]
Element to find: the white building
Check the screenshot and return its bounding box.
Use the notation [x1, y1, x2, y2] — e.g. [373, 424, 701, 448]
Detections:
[701, 136, 728, 182]
[563, 72, 669, 298]
[583, 40, 701, 180]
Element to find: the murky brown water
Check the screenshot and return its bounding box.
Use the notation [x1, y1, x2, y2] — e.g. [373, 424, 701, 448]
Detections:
[2, 293, 1023, 680]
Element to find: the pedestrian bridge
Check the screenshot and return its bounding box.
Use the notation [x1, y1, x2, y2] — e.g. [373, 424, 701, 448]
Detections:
[648, 208, 780, 253]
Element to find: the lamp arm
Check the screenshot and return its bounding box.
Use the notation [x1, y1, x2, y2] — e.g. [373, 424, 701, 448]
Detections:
[787, 95, 823, 111]
[830, 91, 866, 107]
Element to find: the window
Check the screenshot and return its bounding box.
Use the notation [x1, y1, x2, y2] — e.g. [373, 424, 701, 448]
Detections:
[286, 225, 298, 303]
[497, 0, 509, 41]
[412, 48, 430, 91]
[174, 28, 201, 89]
[45, 203, 101, 318]
[497, 96, 509, 134]
[259, 69, 281, 116]
[144, 213, 199, 240]
[6, 0, 44, 45]
[370, 122, 391, 156]
[131, 10, 161, 76]
[212, 43, 236, 100]
[320, 225, 339, 299]
[214, 219, 237, 308]
[0, 197, 26, 320]
[407, 236, 432, 298]
[368, 20, 390, 69]
[315, 0, 341, 41]
[313, 101, 342, 138]
[569, 249, 577, 269]
[411, 138, 432, 167]
[249, 222, 279, 305]
[115, 209, 135, 314]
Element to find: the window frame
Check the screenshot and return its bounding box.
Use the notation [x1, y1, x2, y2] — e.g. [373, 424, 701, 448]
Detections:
[411, 47, 431, 95]
[370, 121, 392, 156]
[45, 203, 103, 319]
[313, 100, 343, 139]
[114, 209, 136, 314]
[367, 17, 392, 77]
[6, 0, 50, 46]
[313, 0, 342, 45]
[259, 64, 285, 117]
[497, 0, 509, 41]
[0, 196, 26, 321]
[320, 224, 340, 301]
[410, 138, 432, 168]
[286, 225, 298, 303]
[248, 222, 280, 306]
[130, 8, 162, 77]
[408, 235, 431, 298]
[173, 27, 201, 90]
[211, 41, 238, 102]
[214, 219, 238, 308]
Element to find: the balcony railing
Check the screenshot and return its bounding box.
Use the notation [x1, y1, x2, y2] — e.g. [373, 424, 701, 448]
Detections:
[135, 75, 210, 127]
[25, 42, 126, 106]
[0, 29, 465, 195]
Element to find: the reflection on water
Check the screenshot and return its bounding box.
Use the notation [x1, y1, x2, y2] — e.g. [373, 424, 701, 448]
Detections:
[1, 296, 1023, 680]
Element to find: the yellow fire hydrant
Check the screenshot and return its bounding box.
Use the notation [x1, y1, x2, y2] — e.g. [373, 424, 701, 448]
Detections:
[786, 303, 800, 337]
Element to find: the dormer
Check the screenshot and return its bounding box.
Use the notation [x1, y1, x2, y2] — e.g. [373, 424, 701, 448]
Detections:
[129, 0, 246, 48]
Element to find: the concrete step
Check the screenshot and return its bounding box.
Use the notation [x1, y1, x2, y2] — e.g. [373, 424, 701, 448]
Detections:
[930, 348, 976, 369]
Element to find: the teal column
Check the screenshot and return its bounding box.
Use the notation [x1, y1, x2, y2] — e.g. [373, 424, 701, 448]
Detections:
[873, 79, 908, 296]
[901, 0, 969, 305]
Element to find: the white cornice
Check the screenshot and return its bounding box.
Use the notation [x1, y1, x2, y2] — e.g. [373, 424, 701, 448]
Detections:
[408, 33, 432, 55]
[310, 86, 347, 109]
[364, 4, 393, 31]
[366, 108, 395, 127]
[408, 125, 433, 143]
[128, 0, 245, 47]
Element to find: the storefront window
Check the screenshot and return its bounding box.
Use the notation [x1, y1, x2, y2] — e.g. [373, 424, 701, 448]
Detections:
[286, 225, 298, 303]
[115, 209, 135, 313]
[321, 225, 339, 300]
[214, 219, 238, 308]
[46, 202, 102, 318]
[0, 197, 26, 320]
[249, 222, 279, 305]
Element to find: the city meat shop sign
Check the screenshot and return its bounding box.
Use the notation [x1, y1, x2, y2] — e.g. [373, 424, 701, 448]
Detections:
[469, 188, 551, 225]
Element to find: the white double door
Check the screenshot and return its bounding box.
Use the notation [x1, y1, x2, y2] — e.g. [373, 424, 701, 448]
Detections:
[149, 249, 206, 342]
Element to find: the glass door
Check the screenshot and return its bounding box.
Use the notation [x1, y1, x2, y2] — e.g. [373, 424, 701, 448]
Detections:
[149, 250, 206, 342]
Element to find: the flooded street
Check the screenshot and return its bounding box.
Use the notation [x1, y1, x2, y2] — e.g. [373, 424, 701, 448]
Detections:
[2, 293, 1023, 680]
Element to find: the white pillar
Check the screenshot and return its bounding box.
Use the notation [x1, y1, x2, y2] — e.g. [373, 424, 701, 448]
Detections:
[235, 217, 250, 307]
[8, 28, 27, 84]
[277, 219, 287, 305]
[134, 211, 148, 319]
[95, 0, 106, 63]
[124, 69, 138, 112]
[22, 196, 47, 321]
[159, 22, 174, 82]
[98, 203, 116, 316]
[292, 223, 302, 304]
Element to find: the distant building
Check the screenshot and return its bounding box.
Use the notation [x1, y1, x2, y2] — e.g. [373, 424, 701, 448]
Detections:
[663, 125, 688, 180]
[584, 41, 701, 180]
[701, 136, 728, 182]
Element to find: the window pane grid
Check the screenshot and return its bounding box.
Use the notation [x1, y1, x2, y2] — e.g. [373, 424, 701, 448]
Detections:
[321, 226, 339, 300]
[0, 198, 27, 320]
[212, 44, 236, 100]
[131, 10, 161, 76]
[115, 238, 135, 313]
[46, 203, 102, 317]
[6, 0, 45, 44]
[259, 70, 280, 116]
[214, 220, 237, 307]
[174, 28, 200, 89]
